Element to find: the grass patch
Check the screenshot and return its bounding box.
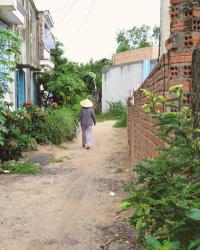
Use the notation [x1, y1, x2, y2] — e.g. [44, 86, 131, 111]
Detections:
[113, 112, 127, 128]
[96, 112, 120, 122]
[8, 162, 42, 175]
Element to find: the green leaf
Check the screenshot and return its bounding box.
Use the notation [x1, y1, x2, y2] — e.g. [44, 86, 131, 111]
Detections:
[146, 236, 161, 249]
[188, 238, 200, 249]
[120, 201, 132, 209]
[186, 208, 200, 221]
[169, 241, 181, 250]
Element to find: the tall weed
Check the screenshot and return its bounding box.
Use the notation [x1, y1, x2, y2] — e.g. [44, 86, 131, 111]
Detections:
[43, 108, 75, 145]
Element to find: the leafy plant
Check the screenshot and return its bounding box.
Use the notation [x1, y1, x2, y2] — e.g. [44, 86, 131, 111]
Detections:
[43, 108, 75, 144]
[122, 85, 200, 249]
[7, 161, 41, 175]
[0, 107, 33, 162]
[96, 112, 120, 122]
[24, 103, 48, 143]
[39, 41, 111, 107]
[113, 111, 127, 128]
[0, 29, 22, 96]
[39, 41, 87, 106]
[116, 25, 160, 53]
[0, 29, 22, 149]
[108, 101, 126, 116]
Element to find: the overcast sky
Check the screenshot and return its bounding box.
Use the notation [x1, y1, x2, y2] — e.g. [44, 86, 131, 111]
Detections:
[34, 0, 160, 63]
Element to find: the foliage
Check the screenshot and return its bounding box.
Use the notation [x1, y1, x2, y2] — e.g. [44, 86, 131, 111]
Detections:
[116, 25, 160, 53]
[43, 108, 75, 145]
[122, 85, 200, 249]
[0, 29, 22, 149]
[7, 161, 42, 175]
[0, 101, 7, 146]
[39, 41, 86, 106]
[96, 113, 120, 122]
[79, 58, 112, 101]
[39, 41, 111, 107]
[113, 112, 127, 128]
[0, 105, 33, 162]
[69, 93, 92, 120]
[0, 28, 22, 96]
[24, 102, 48, 143]
[97, 101, 126, 122]
[0, 103, 77, 162]
[108, 101, 126, 116]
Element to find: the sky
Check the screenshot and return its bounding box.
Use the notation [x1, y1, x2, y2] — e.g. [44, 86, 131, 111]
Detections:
[34, 0, 161, 63]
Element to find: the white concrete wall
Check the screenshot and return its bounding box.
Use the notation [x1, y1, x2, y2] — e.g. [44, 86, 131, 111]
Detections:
[102, 62, 143, 113]
[160, 0, 170, 55]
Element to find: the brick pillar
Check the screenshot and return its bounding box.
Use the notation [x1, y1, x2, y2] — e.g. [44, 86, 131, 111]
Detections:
[166, 0, 200, 98]
[127, 0, 200, 168]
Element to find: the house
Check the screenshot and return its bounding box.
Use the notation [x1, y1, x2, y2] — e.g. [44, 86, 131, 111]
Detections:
[102, 46, 159, 113]
[0, 0, 55, 109]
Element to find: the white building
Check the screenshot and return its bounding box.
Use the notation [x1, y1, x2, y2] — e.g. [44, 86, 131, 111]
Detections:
[0, 0, 55, 109]
[102, 47, 159, 113]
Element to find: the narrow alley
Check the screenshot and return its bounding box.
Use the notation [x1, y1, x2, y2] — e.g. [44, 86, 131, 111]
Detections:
[0, 121, 135, 250]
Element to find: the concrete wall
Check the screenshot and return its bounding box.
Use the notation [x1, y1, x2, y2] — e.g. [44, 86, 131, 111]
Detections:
[160, 0, 170, 55]
[102, 61, 143, 113]
[113, 47, 159, 65]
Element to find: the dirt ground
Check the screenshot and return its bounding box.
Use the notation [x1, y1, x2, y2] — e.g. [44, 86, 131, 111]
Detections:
[0, 121, 136, 250]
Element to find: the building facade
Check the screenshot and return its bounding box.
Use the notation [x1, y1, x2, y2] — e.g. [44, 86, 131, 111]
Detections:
[0, 0, 55, 109]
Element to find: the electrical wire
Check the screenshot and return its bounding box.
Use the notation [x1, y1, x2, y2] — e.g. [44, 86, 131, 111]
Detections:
[45, 0, 80, 40]
[56, 0, 81, 28]
[66, 0, 96, 48]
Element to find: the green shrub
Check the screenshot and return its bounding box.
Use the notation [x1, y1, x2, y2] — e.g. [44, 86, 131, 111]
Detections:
[0, 107, 33, 162]
[97, 101, 127, 122]
[122, 85, 200, 250]
[24, 103, 48, 143]
[43, 108, 75, 144]
[113, 112, 127, 128]
[8, 161, 41, 175]
[108, 101, 126, 116]
[96, 112, 120, 122]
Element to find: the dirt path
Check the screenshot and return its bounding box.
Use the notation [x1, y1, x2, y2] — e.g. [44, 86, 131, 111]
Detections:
[0, 121, 135, 250]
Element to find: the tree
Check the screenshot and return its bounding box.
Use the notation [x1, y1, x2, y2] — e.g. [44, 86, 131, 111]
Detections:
[116, 25, 160, 53]
[79, 58, 112, 101]
[0, 29, 22, 146]
[39, 41, 86, 106]
[39, 40, 112, 107]
[0, 29, 22, 97]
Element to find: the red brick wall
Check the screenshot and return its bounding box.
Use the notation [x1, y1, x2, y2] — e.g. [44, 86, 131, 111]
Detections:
[127, 0, 200, 167]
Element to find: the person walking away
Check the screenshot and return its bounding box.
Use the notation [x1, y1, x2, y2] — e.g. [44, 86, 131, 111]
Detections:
[78, 99, 96, 149]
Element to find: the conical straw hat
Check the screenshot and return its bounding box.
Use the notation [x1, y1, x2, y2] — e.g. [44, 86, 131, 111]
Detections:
[80, 99, 93, 108]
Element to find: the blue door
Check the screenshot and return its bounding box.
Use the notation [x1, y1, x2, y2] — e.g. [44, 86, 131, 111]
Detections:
[16, 69, 26, 108]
